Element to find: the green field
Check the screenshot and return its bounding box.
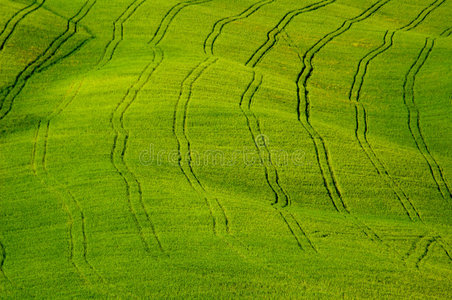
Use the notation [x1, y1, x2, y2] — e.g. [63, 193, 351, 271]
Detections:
[0, 0, 451, 298]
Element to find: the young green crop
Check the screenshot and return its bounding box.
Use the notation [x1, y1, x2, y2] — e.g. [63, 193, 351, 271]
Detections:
[0, 0, 450, 298]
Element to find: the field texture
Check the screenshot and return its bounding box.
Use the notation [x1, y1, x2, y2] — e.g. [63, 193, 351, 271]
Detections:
[0, 0, 451, 298]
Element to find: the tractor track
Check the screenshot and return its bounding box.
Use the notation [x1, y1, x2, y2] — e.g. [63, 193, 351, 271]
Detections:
[348, 31, 421, 221]
[148, 0, 213, 46]
[171, 0, 282, 243]
[110, 48, 165, 253]
[239, 72, 289, 207]
[403, 235, 438, 269]
[0, 0, 46, 51]
[172, 57, 231, 235]
[228, 1, 333, 250]
[0, 239, 10, 283]
[346, 0, 448, 221]
[403, 234, 451, 269]
[29, 82, 108, 291]
[239, 71, 315, 251]
[98, 0, 148, 68]
[285, 0, 393, 243]
[415, 236, 437, 269]
[398, 0, 445, 32]
[0, 0, 97, 122]
[348, 0, 446, 112]
[245, 0, 336, 68]
[297, 0, 391, 123]
[403, 38, 451, 201]
[103, 0, 210, 253]
[440, 26, 452, 37]
[35, 35, 94, 75]
[203, 0, 276, 55]
[349, 30, 394, 102]
[294, 0, 393, 205]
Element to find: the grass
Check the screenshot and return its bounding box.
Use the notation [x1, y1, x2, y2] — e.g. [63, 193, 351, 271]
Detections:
[0, 0, 451, 298]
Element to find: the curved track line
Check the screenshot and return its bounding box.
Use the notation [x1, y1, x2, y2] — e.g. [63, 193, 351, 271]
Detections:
[36, 36, 94, 75]
[440, 26, 452, 37]
[105, 0, 211, 253]
[110, 49, 165, 253]
[403, 38, 451, 201]
[298, 0, 391, 123]
[405, 234, 451, 269]
[0, 0, 46, 51]
[245, 0, 336, 67]
[238, 71, 314, 251]
[282, 1, 392, 243]
[228, 1, 332, 250]
[294, 0, 392, 212]
[239, 72, 289, 207]
[347, 0, 448, 220]
[148, 0, 213, 46]
[0, 239, 11, 284]
[203, 0, 276, 55]
[414, 236, 437, 269]
[171, 0, 280, 242]
[97, 0, 148, 68]
[0, 0, 97, 122]
[398, 0, 445, 32]
[349, 30, 394, 102]
[29, 83, 110, 291]
[349, 32, 421, 220]
[348, 0, 445, 105]
[403, 235, 438, 269]
[172, 57, 231, 235]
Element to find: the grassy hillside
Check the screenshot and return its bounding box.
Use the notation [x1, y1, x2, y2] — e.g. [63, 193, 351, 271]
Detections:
[0, 0, 451, 298]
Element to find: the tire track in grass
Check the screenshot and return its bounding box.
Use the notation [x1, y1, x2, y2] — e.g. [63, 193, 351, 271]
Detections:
[349, 31, 421, 221]
[414, 236, 437, 269]
[106, 0, 212, 250]
[351, 0, 445, 117]
[289, 0, 393, 242]
[399, 0, 445, 32]
[239, 72, 289, 208]
[236, 0, 337, 251]
[0, 239, 35, 296]
[203, 0, 276, 56]
[402, 234, 425, 261]
[403, 38, 451, 202]
[0, 0, 46, 51]
[245, 0, 336, 68]
[148, 0, 213, 46]
[347, 0, 448, 220]
[297, 0, 391, 123]
[29, 83, 110, 294]
[440, 27, 452, 37]
[110, 49, 165, 253]
[0, 239, 11, 284]
[404, 234, 452, 268]
[185, 0, 315, 253]
[172, 57, 231, 235]
[97, 0, 148, 68]
[147, 0, 231, 236]
[103, 0, 210, 253]
[403, 235, 438, 269]
[35, 35, 94, 75]
[168, 0, 276, 243]
[349, 30, 394, 102]
[0, 0, 97, 122]
[239, 71, 316, 252]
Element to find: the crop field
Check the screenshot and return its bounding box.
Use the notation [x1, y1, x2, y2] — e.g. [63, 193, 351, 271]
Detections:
[0, 0, 451, 298]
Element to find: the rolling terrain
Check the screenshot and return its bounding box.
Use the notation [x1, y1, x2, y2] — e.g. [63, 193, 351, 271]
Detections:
[0, 0, 451, 298]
